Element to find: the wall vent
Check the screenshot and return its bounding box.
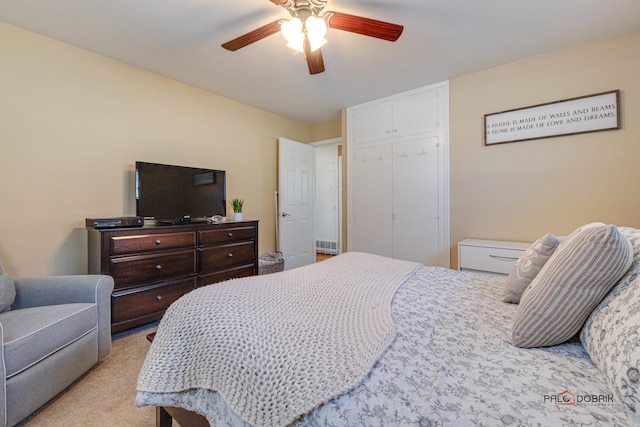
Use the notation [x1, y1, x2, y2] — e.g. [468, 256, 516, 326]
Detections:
[316, 240, 338, 254]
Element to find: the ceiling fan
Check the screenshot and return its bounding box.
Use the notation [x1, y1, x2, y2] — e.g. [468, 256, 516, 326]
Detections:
[222, 0, 404, 75]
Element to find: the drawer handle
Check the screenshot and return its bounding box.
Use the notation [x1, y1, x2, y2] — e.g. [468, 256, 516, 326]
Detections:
[227, 233, 233, 237]
[155, 264, 162, 271]
[155, 239, 162, 245]
[489, 254, 519, 261]
[227, 253, 234, 257]
[156, 295, 162, 301]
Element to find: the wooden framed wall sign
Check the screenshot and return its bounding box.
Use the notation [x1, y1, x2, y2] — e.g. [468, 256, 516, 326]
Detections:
[484, 90, 620, 146]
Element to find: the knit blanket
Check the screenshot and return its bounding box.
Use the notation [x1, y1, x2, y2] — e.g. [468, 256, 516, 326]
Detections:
[136, 251, 420, 427]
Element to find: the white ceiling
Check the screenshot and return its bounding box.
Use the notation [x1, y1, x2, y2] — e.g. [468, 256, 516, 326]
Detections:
[1, 0, 639, 124]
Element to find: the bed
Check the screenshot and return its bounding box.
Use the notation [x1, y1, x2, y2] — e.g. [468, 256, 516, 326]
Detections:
[136, 225, 640, 426]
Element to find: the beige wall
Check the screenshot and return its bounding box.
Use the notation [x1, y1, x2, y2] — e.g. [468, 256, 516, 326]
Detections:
[0, 22, 312, 276]
[449, 30, 640, 268]
[310, 118, 341, 142]
[3, 21, 638, 275]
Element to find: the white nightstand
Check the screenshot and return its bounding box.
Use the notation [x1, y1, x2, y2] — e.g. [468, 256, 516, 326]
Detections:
[458, 239, 531, 275]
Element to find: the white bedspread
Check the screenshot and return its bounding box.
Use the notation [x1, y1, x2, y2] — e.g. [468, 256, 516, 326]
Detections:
[137, 262, 631, 426]
[136, 252, 419, 427]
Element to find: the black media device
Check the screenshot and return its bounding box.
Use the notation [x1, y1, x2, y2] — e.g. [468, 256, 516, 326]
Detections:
[86, 217, 144, 229]
[135, 161, 226, 225]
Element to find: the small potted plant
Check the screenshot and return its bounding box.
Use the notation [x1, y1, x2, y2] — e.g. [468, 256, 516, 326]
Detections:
[231, 198, 244, 221]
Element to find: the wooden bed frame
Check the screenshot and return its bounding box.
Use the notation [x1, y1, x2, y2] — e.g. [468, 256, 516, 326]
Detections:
[156, 406, 209, 427]
[147, 333, 210, 426]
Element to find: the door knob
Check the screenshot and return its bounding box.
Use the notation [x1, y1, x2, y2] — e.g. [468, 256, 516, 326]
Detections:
[281, 212, 292, 217]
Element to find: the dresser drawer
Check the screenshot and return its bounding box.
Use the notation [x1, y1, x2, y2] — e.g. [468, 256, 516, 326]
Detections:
[110, 249, 196, 289]
[197, 265, 256, 287]
[199, 241, 255, 272]
[458, 239, 530, 275]
[111, 232, 195, 255]
[111, 278, 196, 324]
[198, 226, 255, 245]
[88, 221, 259, 334]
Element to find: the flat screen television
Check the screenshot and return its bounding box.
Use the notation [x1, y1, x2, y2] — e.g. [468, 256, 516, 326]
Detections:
[135, 161, 226, 224]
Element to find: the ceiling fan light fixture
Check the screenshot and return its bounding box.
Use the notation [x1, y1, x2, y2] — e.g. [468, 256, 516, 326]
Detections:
[308, 35, 327, 52]
[281, 17, 303, 40]
[286, 36, 305, 53]
[281, 17, 305, 52]
[222, 1, 404, 75]
[305, 15, 326, 37]
[305, 15, 327, 52]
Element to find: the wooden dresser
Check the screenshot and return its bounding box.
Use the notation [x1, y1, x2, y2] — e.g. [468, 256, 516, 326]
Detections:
[87, 220, 259, 333]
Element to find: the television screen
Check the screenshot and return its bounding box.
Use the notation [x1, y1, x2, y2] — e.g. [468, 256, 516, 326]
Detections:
[135, 161, 226, 222]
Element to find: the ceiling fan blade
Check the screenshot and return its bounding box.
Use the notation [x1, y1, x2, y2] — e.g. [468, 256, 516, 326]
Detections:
[304, 37, 325, 75]
[323, 11, 403, 42]
[222, 21, 282, 51]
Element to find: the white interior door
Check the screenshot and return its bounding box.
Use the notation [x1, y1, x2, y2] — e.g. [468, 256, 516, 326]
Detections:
[278, 138, 316, 270]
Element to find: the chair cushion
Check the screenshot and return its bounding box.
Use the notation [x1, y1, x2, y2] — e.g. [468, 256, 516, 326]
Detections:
[0, 274, 16, 312]
[0, 303, 97, 378]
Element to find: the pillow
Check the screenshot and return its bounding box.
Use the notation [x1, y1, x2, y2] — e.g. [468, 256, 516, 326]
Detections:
[0, 274, 16, 312]
[581, 226, 640, 423]
[554, 221, 606, 246]
[502, 233, 559, 303]
[511, 224, 633, 348]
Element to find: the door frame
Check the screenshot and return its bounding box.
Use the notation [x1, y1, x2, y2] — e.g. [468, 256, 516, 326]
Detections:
[311, 137, 343, 255]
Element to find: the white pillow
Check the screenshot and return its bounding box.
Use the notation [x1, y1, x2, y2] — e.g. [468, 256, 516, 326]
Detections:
[502, 233, 559, 304]
[581, 226, 640, 424]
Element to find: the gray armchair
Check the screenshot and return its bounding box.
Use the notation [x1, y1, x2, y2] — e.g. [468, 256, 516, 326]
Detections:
[0, 263, 113, 427]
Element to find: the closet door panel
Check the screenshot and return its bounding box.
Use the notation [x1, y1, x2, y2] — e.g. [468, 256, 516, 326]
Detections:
[392, 137, 440, 265]
[351, 102, 393, 145]
[352, 145, 393, 257]
[393, 90, 440, 138]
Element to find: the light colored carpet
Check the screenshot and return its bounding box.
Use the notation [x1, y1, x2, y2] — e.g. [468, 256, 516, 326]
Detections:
[17, 323, 172, 426]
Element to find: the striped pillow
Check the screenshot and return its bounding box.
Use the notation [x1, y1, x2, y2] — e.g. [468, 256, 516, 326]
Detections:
[511, 224, 633, 348]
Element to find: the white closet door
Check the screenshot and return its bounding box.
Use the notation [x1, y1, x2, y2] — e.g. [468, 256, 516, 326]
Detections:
[392, 137, 440, 265]
[392, 90, 440, 138]
[352, 144, 393, 257]
[351, 102, 393, 145]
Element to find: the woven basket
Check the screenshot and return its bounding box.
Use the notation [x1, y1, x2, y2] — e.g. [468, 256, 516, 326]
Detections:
[258, 252, 284, 275]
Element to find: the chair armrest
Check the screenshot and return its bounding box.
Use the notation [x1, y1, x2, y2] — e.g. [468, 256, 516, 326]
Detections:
[12, 275, 113, 309]
[0, 323, 5, 424]
[12, 275, 115, 360]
